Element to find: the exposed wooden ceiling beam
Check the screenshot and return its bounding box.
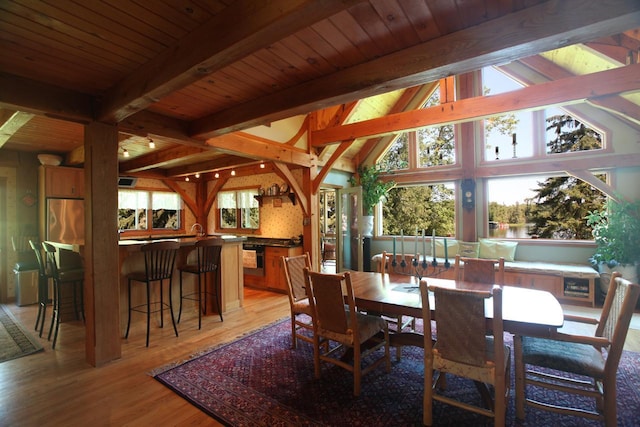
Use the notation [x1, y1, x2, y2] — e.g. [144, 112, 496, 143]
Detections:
[205, 132, 316, 167]
[119, 146, 208, 173]
[0, 110, 34, 149]
[97, 0, 365, 123]
[165, 155, 255, 177]
[189, 0, 640, 139]
[311, 63, 640, 145]
[515, 55, 640, 125]
[0, 73, 93, 123]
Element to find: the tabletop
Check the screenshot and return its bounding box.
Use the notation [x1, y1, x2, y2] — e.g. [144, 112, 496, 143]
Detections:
[348, 271, 564, 337]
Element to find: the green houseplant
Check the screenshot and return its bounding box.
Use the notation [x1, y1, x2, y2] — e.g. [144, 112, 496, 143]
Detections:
[349, 165, 394, 236]
[586, 198, 640, 294]
[349, 165, 395, 216]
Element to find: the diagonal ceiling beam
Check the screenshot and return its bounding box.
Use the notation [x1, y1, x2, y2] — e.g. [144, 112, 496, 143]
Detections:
[97, 0, 366, 123]
[310, 63, 640, 145]
[189, 0, 640, 139]
[0, 110, 34, 149]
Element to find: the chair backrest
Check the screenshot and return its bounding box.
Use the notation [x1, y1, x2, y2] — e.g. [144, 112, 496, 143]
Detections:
[379, 251, 415, 276]
[282, 253, 312, 303]
[141, 241, 180, 281]
[454, 255, 505, 285]
[194, 238, 222, 273]
[42, 241, 60, 278]
[304, 269, 357, 339]
[420, 279, 505, 369]
[596, 272, 640, 373]
[13, 235, 37, 253]
[30, 240, 47, 277]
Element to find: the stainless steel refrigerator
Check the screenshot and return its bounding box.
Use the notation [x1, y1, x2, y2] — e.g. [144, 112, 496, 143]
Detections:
[46, 198, 85, 243]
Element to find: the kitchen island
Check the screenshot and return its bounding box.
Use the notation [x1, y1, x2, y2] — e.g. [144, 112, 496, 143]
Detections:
[118, 235, 245, 332]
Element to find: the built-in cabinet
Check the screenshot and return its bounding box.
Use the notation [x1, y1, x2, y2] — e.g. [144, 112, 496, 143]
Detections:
[40, 165, 84, 198]
[246, 245, 303, 293]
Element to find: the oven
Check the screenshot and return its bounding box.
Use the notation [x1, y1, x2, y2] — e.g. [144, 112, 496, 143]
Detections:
[242, 243, 265, 276]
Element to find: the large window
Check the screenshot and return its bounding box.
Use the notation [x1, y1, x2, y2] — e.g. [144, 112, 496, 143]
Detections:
[382, 183, 455, 237]
[217, 189, 259, 231]
[118, 190, 182, 231]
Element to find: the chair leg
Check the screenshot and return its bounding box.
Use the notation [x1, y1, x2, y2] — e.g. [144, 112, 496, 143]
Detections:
[125, 280, 132, 339]
[159, 279, 164, 329]
[178, 271, 184, 323]
[353, 345, 361, 397]
[514, 335, 526, 420]
[214, 271, 223, 322]
[197, 274, 202, 329]
[50, 280, 61, 349]
[291, 315, 297, 349]
[146, 282, 151, 347]
[168, 279, 179, 338]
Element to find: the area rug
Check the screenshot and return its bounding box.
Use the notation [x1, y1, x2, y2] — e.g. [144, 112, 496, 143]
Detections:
[153, 318, 640, 426]
[0, 304, 44, 363]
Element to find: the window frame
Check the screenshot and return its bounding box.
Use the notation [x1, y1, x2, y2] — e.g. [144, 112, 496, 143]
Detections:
[118, 189, 184, 236]
[215, 187, 261, 233]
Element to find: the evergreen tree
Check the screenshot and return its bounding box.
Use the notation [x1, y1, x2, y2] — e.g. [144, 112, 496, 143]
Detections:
[527, 115, 605, 238]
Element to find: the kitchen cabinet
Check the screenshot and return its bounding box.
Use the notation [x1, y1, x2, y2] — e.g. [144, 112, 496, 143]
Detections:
[265, 246, 303, 292]
[40, 166, 84, 198]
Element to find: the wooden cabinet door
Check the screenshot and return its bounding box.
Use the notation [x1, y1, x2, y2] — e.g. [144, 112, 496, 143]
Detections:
[265, 247, 288, 291]
[45, 166, 84, 198]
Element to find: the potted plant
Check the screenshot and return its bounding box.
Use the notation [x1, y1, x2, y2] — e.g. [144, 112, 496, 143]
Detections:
[349, 165, 395, 236]
[586, 198, 640, 295]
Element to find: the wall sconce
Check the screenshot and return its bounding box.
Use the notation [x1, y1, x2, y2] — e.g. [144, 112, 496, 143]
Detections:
[461, 179, 475, 211]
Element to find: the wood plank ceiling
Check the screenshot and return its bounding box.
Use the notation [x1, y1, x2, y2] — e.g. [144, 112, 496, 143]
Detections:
[1, 0, 639, 180]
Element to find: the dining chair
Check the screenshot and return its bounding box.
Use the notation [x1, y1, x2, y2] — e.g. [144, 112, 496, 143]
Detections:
[303, 268, 391, 396]
[125, 240, 180, 347]
[454, 255, 505, 285]
[321, 239, 336, 266]
[178, 238, 223, 330]
[282, 253, 314, 349]
[420, 280, 510, 426]
[42, 242, 85, 349]
[515, 272, 640, 426]
[378, 251, 416, 360]
[29, 240, 51, 337]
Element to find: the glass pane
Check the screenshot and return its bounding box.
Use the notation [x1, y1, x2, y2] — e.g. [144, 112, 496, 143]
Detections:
[417, 125, 456, 167]
[382, 183, 455, 236]
[220, 208, 237, 229]
[545, 110, 603, 154]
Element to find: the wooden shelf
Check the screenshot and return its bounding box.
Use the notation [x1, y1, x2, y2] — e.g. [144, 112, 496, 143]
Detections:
[254, 193, 296, 206]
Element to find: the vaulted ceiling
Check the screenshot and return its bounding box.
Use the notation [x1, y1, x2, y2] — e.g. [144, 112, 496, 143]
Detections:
[1, 0, 639, 180]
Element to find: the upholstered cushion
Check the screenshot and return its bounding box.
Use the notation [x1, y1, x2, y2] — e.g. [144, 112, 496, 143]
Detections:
[435, 239, 458, 258]
[57, 268, 84, 282]
[457, 241, 480, 258]
[292, 298, 312, 315]
[478, 238, 518, 262]
[522, 335, 605, 378]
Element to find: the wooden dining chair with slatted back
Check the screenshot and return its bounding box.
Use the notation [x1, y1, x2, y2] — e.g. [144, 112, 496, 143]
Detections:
[178, 238, 223, 330]
[42, 242, 85, 349]
[454, 254, 505, 285]
[281, 252, 314, 349]
[125, 240, 180, 347]
[378, 251, 416, 360]
[304, 268, 391, 397]
[515, 272, 640, 426]
[420, 279, 511, 426]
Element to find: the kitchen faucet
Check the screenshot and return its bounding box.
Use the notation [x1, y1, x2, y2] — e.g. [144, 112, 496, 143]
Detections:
[191, 223, 205, 237]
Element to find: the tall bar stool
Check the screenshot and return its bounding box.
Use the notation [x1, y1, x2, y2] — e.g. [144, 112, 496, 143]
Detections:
[29, 240, 51, 337]
[42, 242, 85, 349]
[178, 238, 223, 329]
[125, 240, 180, 347]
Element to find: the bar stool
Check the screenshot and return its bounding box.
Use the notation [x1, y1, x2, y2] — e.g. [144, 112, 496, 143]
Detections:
[125, 240, 180, 347]
[42, 242, 85, 349]
[178, 238, 223, 329]
[29, 240, 51, 337]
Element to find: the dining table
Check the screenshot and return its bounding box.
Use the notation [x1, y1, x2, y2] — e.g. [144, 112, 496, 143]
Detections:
[348, 270, 564, 338]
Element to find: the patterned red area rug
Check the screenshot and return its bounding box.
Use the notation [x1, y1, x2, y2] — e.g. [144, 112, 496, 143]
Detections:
[153, 318, 640, 426]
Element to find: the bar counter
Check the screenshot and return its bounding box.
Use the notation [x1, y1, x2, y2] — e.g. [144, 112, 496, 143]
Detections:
[118, 236, 246, 330]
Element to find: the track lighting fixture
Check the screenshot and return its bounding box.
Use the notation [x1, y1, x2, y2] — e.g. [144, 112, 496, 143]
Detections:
[214, 172, 220, 179]
[123, 148, 129, 158]
[148, 137, 155, 149]
[230, 170, 236, 176]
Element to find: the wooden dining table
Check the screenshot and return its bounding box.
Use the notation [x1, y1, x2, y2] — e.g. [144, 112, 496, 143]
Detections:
[348, 271, 564, 338]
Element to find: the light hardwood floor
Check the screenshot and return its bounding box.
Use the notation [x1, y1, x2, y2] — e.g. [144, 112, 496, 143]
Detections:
[1, 286, 638, 426]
